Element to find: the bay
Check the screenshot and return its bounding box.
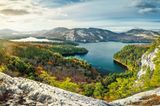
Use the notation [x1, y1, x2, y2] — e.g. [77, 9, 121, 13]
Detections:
[76, 42, 143, 74]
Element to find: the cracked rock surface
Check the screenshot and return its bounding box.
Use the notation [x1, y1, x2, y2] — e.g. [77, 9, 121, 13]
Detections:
[0, 72, 108, 106]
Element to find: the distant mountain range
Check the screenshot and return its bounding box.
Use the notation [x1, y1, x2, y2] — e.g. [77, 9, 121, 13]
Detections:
[0, 27, 159, 43]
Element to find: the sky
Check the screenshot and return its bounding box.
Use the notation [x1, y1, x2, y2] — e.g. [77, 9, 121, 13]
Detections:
[0, 0, 159, 32]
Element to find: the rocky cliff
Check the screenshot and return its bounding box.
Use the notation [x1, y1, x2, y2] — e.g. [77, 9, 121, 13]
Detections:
[0, 72, 108, 106]
[110, 42, 160, 106]
[137, 48, 159, 79]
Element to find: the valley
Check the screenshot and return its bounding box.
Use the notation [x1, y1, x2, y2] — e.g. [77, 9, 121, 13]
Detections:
[0, 27, 160, 105]
[0, 38, 159, 102]
[1, 0, 160, 105]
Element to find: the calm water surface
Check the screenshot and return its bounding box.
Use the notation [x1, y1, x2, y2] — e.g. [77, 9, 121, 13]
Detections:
[76, 42, 134, 74]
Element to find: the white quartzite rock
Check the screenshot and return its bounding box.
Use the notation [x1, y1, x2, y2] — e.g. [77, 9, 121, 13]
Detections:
[0, 72, 108, 106]
[110, 87, 160, 106]
[138, 48, 159, 79]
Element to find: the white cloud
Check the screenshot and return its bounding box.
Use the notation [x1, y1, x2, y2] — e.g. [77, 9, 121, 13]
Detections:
[0, 0, 74, 31]
[0, 0, 159, 31]
[139, 8, 154, 14]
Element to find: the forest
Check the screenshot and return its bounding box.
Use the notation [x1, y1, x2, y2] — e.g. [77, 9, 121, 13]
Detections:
[0, 38, 160, 101]
[114, 44, 149, 70]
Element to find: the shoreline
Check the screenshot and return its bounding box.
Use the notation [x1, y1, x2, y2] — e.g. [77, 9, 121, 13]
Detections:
[113, 58, 129, 70]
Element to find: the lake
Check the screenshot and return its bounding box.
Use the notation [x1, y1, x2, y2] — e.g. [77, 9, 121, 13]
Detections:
[11, 37, 143, 74]
[76, 42, 136, 74]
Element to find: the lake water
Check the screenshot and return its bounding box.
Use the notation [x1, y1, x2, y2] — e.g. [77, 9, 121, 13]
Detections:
[76, 42, 133, 74]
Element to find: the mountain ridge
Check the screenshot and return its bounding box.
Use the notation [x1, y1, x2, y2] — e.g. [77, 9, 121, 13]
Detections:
[0, 27, 159, 43]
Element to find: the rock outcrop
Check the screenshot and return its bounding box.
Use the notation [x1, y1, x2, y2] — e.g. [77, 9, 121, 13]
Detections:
[109, 44, 160, 106]
[110, 87, 160, 106]
[0, 72, 108, 106]
[1, 69, 160, 106]
[137, 48, 159, 79]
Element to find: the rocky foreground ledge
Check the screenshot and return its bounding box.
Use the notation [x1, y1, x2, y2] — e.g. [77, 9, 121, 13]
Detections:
[1, 72, 160, 106]
[0, 72, 108, 106]
[110, 88, 160, 106]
